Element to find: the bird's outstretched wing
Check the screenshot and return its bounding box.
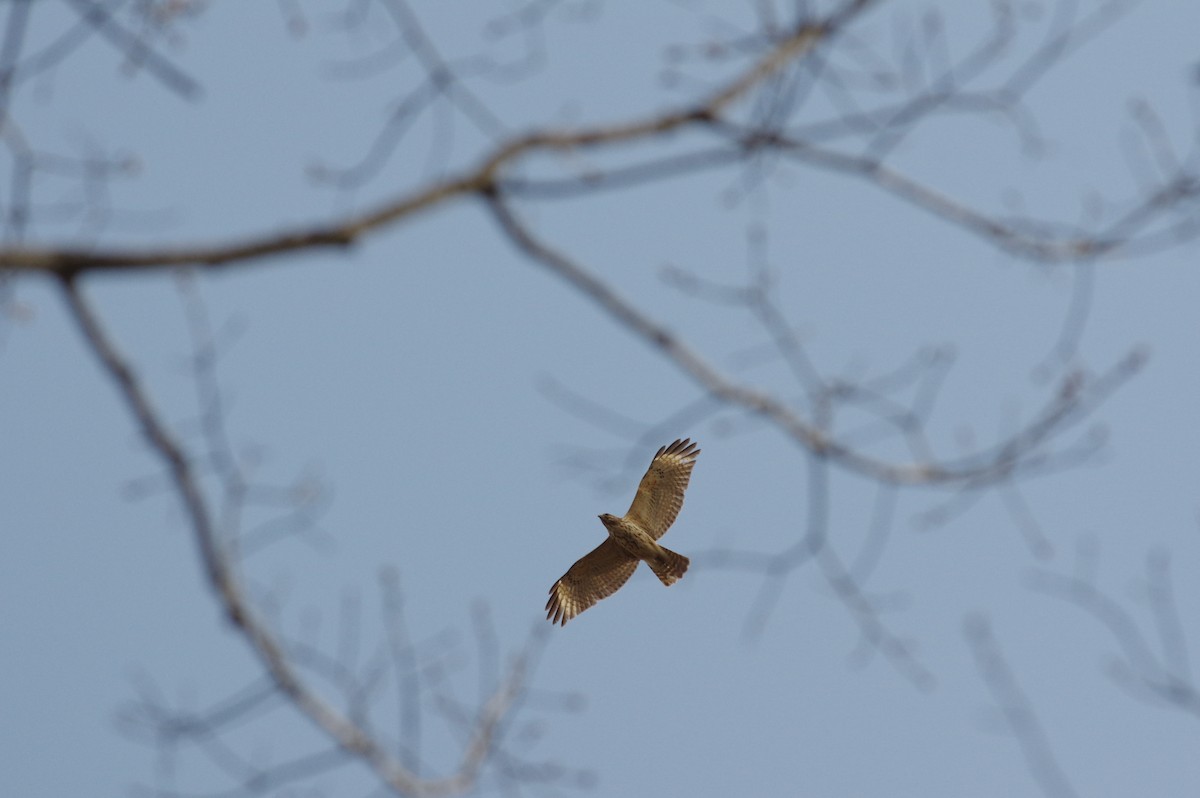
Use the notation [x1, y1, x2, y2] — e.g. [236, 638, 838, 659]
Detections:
[546, 539, 639, 625]
[625, 438, 700, 539]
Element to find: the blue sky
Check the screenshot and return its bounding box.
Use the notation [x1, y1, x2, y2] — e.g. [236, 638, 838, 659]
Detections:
[3, 2, 1200, 796]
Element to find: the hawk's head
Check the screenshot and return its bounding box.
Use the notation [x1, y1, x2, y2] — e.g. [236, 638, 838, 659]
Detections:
[597, 513, 620, 529]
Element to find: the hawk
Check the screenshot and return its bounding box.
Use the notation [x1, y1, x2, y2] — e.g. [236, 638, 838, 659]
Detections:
[546, 438, 700, 625]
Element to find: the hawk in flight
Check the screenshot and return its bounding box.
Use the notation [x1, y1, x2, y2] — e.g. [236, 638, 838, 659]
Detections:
[546, 438, 700, 625]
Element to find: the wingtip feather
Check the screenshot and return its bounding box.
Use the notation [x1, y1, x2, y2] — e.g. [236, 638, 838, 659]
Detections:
[661, 437, 700, 461]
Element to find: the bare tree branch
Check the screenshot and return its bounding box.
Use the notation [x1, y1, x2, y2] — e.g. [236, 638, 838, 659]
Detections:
[61, 273, 556, 796]
[1029, 552, 1200, 720]
[965, 613, 1081, 798]
[62, 0, 202, 100]
[0, 2, 871, 276]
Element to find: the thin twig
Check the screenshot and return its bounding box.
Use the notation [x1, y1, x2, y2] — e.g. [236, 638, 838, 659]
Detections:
[965, 614, 1080, 798]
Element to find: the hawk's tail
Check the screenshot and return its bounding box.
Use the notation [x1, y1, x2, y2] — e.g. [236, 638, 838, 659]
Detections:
[648, 547, 689, 586]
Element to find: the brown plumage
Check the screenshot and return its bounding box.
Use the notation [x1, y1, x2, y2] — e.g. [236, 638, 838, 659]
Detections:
[546, 438, 700, 625]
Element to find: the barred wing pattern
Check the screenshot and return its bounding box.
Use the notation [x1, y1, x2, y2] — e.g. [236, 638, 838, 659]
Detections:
[546, 539, 639, 625]
[625, 438, 700, 539]
[545, 439, 701, 625]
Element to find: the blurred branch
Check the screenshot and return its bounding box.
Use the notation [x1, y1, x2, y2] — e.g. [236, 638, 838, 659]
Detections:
[965, 613, 1080, 798]
[61, 274, 567, 796]
[1, 0, 1193, 285]
[1029, 550, 1200, 720]
[486, 189, 1144, 490]
[0, 2, 868, 275]
[63, 0, 202, 100]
